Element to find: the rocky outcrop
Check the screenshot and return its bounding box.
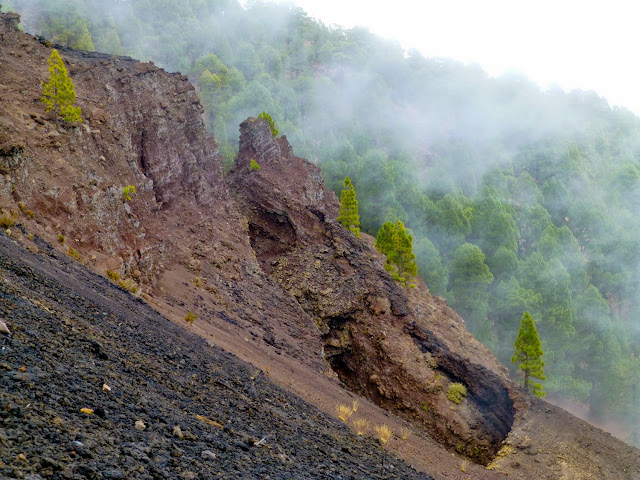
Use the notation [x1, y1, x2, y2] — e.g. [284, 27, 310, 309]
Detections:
[0, 11, 321, 366]
[226, 118, 516, 462]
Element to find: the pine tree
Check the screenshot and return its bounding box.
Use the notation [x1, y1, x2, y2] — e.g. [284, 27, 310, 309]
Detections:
[41, 49, 82, 123]
[337, 176, 360, 237]
[512, 311, 546, 398]
[375, 220, 418, 288]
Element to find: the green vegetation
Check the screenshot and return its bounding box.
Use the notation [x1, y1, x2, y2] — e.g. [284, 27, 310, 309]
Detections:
[447, 383, 467, 404]
[258, 111, 278, 137]
[249, 159, 261, 171]
[106, 269, 119, 281]
[184, 311, 198, 324]
[117, 278, 137, 294]
[122, 185, 136, 201]
[337, 176, 360, 237]
[512, 312, 546, 398]
[11, 0, 640, 435]
[57, 234, 65, 244]
[41, 49, 82, 123]
[375, 220, 417, 288]
[68, 247, 80, 261]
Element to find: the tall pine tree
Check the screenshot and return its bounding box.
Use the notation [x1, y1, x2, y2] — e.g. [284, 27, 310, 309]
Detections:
[337, 176, 360, 237]
[41, 49, 82, 123]
[375, 220, 418, 288]
[512, 311, 546, 398]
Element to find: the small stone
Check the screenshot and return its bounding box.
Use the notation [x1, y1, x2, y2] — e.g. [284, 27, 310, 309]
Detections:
[0, 320, 10, 335]
[135, 420, 146, 431]
[80, 408, 94, 415]
[102, 470, 125, 479]
[17, 453, 27, 462]
[18, 365, 26, 372]
[172, 425, 184, 439]
[102, 383, 111, 393]
[200, 450, 216, 461]
[71, 440, 91, 457]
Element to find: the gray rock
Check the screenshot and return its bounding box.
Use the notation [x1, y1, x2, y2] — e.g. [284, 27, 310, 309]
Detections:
[0, 320, 10, 335]
[200, 450, 216, 461]
[102, 470, 125, 479]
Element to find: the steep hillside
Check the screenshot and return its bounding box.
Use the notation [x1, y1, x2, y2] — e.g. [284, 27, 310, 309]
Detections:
[1, 10, 639, 480]
[0, 228, 431, 480]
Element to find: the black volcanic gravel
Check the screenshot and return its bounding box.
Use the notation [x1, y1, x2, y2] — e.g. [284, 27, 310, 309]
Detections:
[0, 230, 433, 480]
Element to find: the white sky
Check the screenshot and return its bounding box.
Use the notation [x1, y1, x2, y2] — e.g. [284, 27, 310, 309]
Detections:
[274, 0, 640, 115]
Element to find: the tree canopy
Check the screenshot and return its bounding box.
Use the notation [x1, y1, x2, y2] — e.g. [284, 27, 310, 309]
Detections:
[512, 312, 546, 398]
[337, 176, 360, 237]
[375, 220, 418, 288]
[41, 49, 82, 123]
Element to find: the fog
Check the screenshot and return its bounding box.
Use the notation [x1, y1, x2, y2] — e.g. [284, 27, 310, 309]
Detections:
[5, 0, 640, 444]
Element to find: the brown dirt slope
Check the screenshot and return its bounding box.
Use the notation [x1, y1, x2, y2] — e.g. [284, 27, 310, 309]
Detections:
[1, 10, 639, 479]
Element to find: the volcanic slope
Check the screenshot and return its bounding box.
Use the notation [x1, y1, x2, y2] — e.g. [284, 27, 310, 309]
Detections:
[1, 9, 640, 479]
[0, 230, 433, 480]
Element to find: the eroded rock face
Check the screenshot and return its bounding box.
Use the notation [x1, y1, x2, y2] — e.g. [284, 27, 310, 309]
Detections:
[227, 118, 340, 261]
[0, 12, 321, 364]
[226, 118, 516, 463]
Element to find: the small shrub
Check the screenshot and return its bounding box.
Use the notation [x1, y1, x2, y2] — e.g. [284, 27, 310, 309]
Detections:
[57, 234, 65, 244]
[249, 159, 261, 171]
[351, 400, 359, 413]
[336, 404, 353, 422]
[117, 278, 137, 294]
[191, 277, 203, 288]
[18, 201, 26, 212]
[106, 269, 120, 281]
[26, 209, 34, 219]
[0, 210, 17, 228]
[460, 459, 468, 473]
[400, 427, 410, 440]
[258, 111, 278, 137]
[68, 247, 80, 261]
[352, 418, 368, 435]
[122, 185, 136, 201]
[374, 424, 392, 445]
[447, 383, 467, 404]
[184, 311, 198, 324]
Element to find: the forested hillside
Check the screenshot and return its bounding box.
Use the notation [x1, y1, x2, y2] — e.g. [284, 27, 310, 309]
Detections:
[5, 0, 640, 441]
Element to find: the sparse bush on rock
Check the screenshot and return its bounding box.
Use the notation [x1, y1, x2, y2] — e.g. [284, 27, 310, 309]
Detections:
[447, 383, 467, 404]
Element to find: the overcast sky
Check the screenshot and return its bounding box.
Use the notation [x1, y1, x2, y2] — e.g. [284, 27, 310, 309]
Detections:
[274, 0, 640, 115]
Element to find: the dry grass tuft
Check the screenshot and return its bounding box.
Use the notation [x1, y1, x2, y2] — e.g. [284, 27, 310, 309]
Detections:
[351, 400, 359, 413]
[375, 424, 392, 445]
[184, 311, 198, 324]
[0, 209, 17, 228]
[400, 427, 410, 440]
[352, 418, 369, 435]
[336, 404, 353, 422]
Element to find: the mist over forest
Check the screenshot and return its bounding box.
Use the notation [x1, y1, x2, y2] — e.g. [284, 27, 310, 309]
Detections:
[5, 0, 640, 444]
